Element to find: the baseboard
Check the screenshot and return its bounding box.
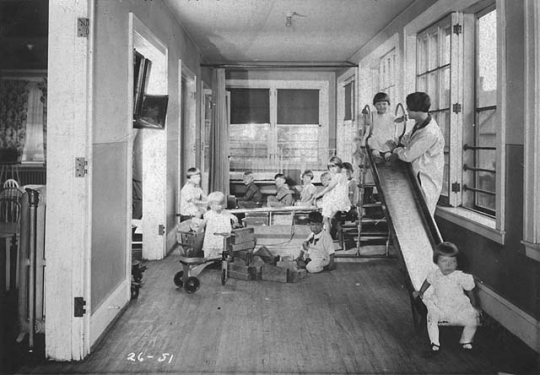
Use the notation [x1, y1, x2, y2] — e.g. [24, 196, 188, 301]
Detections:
[477, 283, 540, 353]
[89, 280, 130, 349]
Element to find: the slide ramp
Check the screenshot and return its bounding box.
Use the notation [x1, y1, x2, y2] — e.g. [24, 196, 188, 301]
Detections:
[368, 154, 442, 291]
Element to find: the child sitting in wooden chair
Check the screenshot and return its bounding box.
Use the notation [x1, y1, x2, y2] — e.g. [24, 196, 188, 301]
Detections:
[413, 242, 481, 357]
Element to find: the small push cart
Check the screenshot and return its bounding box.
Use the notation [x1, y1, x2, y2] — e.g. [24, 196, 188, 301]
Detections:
[173, 227, 256, 293]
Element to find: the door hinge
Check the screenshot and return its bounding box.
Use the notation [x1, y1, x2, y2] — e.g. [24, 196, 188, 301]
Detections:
[451, 182, 461, 193]
[75, 157, 88, 177]
[77, 18, 90, 38]
[74, 297, 87, 317]
[452, 103, 462, 114]
[453, 24, 462, 35]
[158, 224, 165, 235]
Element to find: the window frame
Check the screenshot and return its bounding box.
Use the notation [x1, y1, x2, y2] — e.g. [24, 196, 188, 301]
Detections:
[404, 0, 506, 244]
[523, 0, 540, 261]
[226, 79, 329, 172]
[337, 67, 358, 163]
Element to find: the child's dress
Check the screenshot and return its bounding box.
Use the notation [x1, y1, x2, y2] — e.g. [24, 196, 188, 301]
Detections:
[297, 183, 317, 206]
[321, 171, 351, 218]
[202, 210, 234, 259]
[423, 268, 478, 323]
[368, 112, 397, 154]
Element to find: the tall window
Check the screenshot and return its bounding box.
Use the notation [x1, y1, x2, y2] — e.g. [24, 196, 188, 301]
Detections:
[416, 17, 452, 202]
[463, 7, 497, 215]
[228, 81, 329, 173]
[378, 49, 397, 105]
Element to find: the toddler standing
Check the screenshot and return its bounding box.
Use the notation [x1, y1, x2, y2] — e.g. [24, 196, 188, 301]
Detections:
[179, 167, 207, 222]
[413, 242, 481, 357]
[199, 191, 239, 259]
[312, 156, 350, 231]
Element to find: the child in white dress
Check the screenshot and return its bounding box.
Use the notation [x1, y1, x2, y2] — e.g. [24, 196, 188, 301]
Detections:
[296, 170, 317, 206]
[199, 191, 239, 259]
[413, 242, 481, 357]
[367, 92, 398, 164]
[312, 156, 351, 231]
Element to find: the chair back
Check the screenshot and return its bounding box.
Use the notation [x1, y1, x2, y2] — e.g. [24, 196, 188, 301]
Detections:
[0, 186, 23, 223]
[3, 179, 19, 189]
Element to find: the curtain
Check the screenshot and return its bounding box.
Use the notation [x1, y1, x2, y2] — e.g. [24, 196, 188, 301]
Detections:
[0, 80, 30, 161]
[22, 83, 45, 162]
[209, 68, 230, 195]
[38, 77, 47, 161]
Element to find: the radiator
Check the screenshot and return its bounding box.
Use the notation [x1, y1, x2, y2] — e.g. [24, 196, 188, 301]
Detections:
[17, 165, 46, 186]
[17, 186, 46, 350]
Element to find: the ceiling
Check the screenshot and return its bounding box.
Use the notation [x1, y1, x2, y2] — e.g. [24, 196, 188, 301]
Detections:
[0, 0, 417, 70]
[164, 0, 416, 65]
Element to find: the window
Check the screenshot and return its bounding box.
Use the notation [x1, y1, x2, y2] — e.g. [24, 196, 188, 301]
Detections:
[228, 80, 329, 173]
[462, 7, 497, 215]
[416, 17, 452, 203]
[404, 0, 503, 243]
[337, 69, 357, 163]
[378, 49, 397, 106]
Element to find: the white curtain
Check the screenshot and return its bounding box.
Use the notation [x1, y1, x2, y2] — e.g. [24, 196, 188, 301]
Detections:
[22, 83, 44, 162]
[209, 68, 230, 195]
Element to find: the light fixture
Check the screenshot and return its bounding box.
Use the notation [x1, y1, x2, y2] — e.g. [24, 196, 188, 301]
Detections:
[285, 11, 294, 27]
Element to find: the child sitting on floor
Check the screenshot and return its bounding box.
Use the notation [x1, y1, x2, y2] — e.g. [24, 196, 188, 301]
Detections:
[295, 211, 335, 273]
[198, 191, 239, 259]
[413, 242, 481, 357]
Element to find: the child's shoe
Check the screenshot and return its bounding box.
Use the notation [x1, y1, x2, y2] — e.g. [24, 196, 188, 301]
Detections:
[423, 343, 440, 358]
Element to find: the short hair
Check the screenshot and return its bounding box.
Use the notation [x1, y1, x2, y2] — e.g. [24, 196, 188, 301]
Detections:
[433, 241, 459, 264]
[187, 167, 201, 179]
[320, 171, 331, 181]
[373, 92, 391, 105]
[301, 170, 314, 179]
[328, 156, 344, 169]
[207, 191, 226, 207]
[243, 171, 254, 177]
[343, 162, 353, 172]
[406, 92, 431, 112]
[274, 173, 286, 181]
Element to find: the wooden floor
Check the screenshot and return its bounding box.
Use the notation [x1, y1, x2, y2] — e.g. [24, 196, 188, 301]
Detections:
[10, 254, 540, 375]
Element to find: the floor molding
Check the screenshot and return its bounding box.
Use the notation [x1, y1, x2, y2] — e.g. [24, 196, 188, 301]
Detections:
[478, 283, 540, 353]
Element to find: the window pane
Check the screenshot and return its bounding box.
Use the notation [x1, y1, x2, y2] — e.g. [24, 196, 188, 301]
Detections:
[277, 125, 320, 165]
[440, 66, 451, 109]
[428, 31, 439, 70]
[277, 89, 319, 124]
[229, 123, 271, 169]
[230, 88, 270, 124]
[344, 82, 354, 121]
[477, 9, 497, 107]
[417, 36, 428, 74]
[441, 25, 451, 66]
[428, 71, 439, 109]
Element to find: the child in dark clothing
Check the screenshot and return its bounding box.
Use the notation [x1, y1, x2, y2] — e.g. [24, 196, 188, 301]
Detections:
[237, 171, 263, 208]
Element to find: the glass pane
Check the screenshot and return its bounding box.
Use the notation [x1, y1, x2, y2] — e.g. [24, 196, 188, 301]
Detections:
[441, 25, 451, 66]
[230, 88, 270, 124]
[417, 35, 428, 74]
[229, 123, 271, 170]
[475, 171, 496, 211]
[477, 9, 497, 107]
[428, 31, 439, 70]
[428, 71, 439, 110]
[277, 125, 321, 167]
[277, 89, 319, 124]
[440, 66, 450, 109]
[417, 75, 426, 92]
[477, 109, 497, 168]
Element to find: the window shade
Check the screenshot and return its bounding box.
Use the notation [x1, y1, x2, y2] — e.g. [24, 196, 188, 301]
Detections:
[277, 89, 319, 124]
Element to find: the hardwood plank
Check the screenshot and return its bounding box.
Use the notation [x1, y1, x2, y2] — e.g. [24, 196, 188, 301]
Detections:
[11, 255, 540, 375]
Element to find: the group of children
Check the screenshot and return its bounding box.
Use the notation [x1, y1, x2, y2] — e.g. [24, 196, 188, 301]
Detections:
[178, 91, 478, 355]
